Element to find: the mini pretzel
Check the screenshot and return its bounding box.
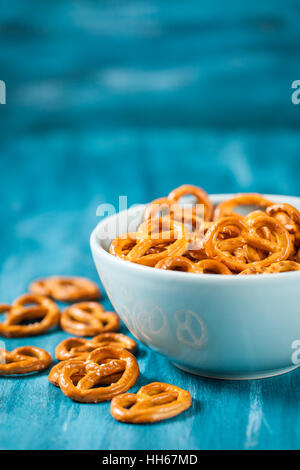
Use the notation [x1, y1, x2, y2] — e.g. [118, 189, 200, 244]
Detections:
[194, 259, 232, 274]
[239, 260, 300, 275]
[55, 333, 137, 360]
[204, 215, 292, 272]
[60, 302, 120, 336]
[214, 194, 273, 220]
[136, 217, 189, 242]
[168, 184, 214, 221]
[110, 382, 192, 424]
[0, 346, 52, 375]
[48, 358, 123, 387]
[127, 238, 188, 267]
[266, 204, 300, 233]
[0, 294, 60, 337]
[265, 260, 300, 273]
[155, 256, 198, 272]
[57, 347, 139, 403]
[30, 276, 101, 302]
[109, 233, 137, 258]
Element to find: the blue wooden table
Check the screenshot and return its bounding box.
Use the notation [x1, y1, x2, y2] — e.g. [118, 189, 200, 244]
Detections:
[1, 0, 300, 450]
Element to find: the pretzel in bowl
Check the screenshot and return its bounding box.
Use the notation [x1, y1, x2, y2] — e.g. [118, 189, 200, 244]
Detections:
[214, 193, 273, 220]
[54, 347, 139, 403]
[0, 346, 52, 375]
[110, 382, 192, 424]
[204, 214, 292, 272]
[155, 256, 199, 272]
[239, 260, 300, 275]
[0, 294, 60, 337]
[60, 302, 120, 336]
[55, 333, 137, 361]
[168, 184, 214, 222]
[30, 276, 101, 302]
[266, 203, 300, 234]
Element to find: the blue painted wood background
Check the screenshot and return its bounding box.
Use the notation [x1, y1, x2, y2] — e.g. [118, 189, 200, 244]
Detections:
[0, 0, 300, 450]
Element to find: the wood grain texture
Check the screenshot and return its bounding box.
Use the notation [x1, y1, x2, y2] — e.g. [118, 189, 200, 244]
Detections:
[0, 0, 300, 450]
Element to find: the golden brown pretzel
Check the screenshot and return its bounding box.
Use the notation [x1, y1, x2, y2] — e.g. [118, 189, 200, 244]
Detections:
[30, 276, 101, 302]
[110, 382, 192, 423]
[0, 294, 60, 338]
[126, 238, 188, 267]
[55, 333, 137, 360]
[168, 184, 214, 221]
[0, 346, 52, 375]
[204, 215, 292, 272]
[60, 302, 120, 336]
[48, 358, 123, 387]
[194, 259, 232, 274]
[109, 233, 138, 258]
[265, 260, 300, 273]
[136, 217, 189, 242]
[266, 203, 300, 233]
[56, 347, 139, 403]
[155, 256, 198, 272]
[214, 193, 273, 220]
[239, 260, 300, 274]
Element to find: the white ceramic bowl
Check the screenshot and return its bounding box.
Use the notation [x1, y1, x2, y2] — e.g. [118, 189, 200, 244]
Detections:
[90, 194, 300, 380]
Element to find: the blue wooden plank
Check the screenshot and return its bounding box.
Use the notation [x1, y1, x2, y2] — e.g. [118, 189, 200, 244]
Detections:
[1, 0, 300, 450]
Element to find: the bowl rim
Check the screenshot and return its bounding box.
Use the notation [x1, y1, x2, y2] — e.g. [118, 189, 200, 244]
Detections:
[90, 193, 300, 283]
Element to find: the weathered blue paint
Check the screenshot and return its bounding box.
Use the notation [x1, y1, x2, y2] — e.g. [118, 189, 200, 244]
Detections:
[0, 0, 300, 450]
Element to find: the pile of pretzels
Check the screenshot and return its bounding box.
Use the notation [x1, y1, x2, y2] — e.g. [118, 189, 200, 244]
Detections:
[110, 185, 300, 275]
[0, 276, 191, 423]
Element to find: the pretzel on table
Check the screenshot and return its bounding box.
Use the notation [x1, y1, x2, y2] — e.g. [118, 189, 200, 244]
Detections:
[110, 382, 192, 423]
[54, 347, 139, 403]
[60, 302, 120, 336]
[0, 346, 52, 375]
[30, 276, 101, 302]
[0, 294, 60, 337]
[55, 332, 137, 360]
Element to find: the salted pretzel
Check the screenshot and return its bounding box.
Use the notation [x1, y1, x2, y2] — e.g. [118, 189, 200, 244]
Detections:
[56, 347, 139, 403]
[109, 233, 138, 258]
[155, 256, 198, 272]
[126, 238, 188, 267]
[266, 203, 300, 234]
[168, 184, 213, 221]
[239, 260, 300, 275]
[194, 259, 232, 274]
[60, 302, 120, 336]
[0, 294, 60, 337]
[30, 276, 101, 302]
[0, 346, 52, 375]
[48, 358, 123, 387]
[265, 260, 300, 273]
[136, 217, 189, 242]
[55, 333, 137, 360]
[110, 382, 192, 423]
[214, 194, 273, 220]
[204, 215, 292, 272]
